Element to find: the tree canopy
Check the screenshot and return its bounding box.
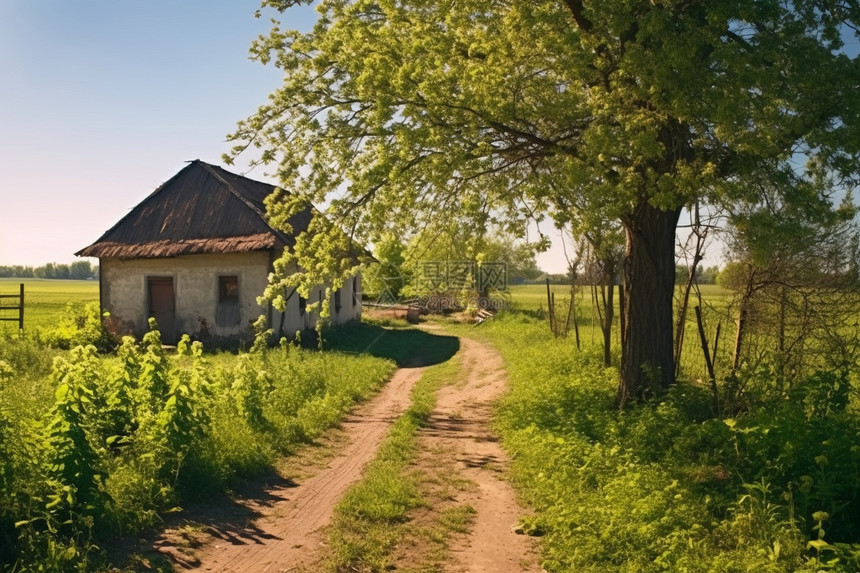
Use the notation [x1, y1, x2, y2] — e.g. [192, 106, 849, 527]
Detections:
[229, 0, 860, 401]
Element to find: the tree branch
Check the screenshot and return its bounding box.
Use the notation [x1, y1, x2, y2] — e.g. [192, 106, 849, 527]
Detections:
[562, 0, 593, 32]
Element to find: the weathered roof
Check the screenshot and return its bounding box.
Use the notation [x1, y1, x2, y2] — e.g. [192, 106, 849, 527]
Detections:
[76, 160, 313, 259]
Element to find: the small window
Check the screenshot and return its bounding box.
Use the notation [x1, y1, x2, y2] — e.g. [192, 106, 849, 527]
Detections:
[299, 294, 307, 315]
[219, 276, 239, 302]
[334, 289, 342, 313]
[216, 276, 239, 327]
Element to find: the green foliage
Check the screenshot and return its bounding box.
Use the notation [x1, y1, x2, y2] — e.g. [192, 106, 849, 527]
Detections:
[0, 374, 23, 565]
[0, 262, 97, 281]
[0, 321, 394, 570]
[716, 260, 747, 291]
[465, 311, 860, 572]
[232, 0, 859, 397]
[676, 264, 720, 285]
[42, 302, 117, 353]
[364, 232, 408, 302]
[0, 333, 54, 382]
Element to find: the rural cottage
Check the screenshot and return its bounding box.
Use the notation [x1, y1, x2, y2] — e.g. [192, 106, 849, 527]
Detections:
[76, 160, 362, 344]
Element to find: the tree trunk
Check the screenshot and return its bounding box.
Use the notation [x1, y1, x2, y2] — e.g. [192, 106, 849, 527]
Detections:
[619, 202, 681, 403]
[570, 286, 581, 350]
[618, 282, 626, 352]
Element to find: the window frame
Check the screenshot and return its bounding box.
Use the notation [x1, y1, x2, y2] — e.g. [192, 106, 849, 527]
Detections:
[216, 275, 240, 328]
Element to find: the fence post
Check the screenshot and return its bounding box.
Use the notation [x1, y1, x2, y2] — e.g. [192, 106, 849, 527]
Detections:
[545, 278, 554, 333]
[19, 283, 24, 330]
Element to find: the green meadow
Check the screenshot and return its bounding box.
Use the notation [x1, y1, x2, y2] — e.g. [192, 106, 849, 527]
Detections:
[449, 289, 860, 572]
[506, 283, 734, 383]
[0, 279, 408, 572]
[1, 279, 858, 571]
[0, 278, 98, 332]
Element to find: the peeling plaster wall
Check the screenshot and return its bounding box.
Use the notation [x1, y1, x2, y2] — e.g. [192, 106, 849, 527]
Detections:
[101, 252, 271, 341]
[100, 253, 362, 342]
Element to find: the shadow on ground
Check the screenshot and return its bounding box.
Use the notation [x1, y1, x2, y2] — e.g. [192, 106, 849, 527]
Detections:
[103, 473, 298, 573]
[322, 321, 460, 367]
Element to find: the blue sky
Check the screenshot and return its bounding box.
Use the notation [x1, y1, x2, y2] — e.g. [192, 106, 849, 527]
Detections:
[0, 1, 316, 264]
[0, 1, 592, 273]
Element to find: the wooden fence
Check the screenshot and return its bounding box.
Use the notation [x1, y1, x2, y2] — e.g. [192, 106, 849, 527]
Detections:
[0, 283, 24, 330]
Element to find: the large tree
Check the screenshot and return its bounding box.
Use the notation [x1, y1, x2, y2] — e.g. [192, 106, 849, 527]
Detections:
[229, 0, 859, 401]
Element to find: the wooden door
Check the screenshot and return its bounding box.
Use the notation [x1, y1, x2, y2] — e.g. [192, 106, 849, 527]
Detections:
[148, 277, 176, 343]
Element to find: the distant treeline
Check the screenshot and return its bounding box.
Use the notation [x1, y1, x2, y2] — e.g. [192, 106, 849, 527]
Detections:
[0, 261, 98, 280]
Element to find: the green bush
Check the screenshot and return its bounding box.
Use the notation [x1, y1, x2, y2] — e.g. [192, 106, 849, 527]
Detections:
[41, 303, 118, 353]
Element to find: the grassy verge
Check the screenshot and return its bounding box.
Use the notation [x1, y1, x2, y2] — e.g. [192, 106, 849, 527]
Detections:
[325, 353, 473, 572]
[458, 311, 860, 573]
[505, 283, 735, 381]
[0, 322, 400, 572]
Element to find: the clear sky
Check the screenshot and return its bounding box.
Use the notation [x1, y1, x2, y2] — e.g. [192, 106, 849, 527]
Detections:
[0, 0, 581, 273]
[0, 1, 305, 264]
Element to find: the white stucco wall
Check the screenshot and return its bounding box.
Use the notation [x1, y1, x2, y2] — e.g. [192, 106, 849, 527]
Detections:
[101, 253, 362, 342]
[271, 271, 363, 337]
[101, 252, 272, 341]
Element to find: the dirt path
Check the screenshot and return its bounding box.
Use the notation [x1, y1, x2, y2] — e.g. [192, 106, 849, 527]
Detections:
[152, 330, 539, 572]
[416, 336, 541, 573]
[181, 365, 426, 572]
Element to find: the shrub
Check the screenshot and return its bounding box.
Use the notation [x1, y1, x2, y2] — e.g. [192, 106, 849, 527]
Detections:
[41, 303, 118, 353]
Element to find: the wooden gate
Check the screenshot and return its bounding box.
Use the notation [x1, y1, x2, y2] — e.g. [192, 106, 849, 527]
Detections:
[0, 283, 24, 330]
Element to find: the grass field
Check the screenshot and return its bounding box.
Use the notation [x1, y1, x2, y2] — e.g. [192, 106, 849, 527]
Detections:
[506, 283, 735, 383]
[0, 278, 99, 332]
[508, 282, 730, 313]
[438, 291, 860, 571]
[0, 295, 400, 571]
[1, 278, 857, 571]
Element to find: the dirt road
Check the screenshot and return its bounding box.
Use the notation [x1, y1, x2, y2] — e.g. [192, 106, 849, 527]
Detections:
[416, 336, 540, 573]
[154, 331, 539, 572]
[172, 364, 424, 572]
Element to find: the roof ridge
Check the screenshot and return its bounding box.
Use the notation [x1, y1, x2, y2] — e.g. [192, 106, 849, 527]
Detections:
[197, 161, 275, 226]
[74, 159, 319, 259]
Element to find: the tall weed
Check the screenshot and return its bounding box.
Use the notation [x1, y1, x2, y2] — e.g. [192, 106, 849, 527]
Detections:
[1, 322, 394, 571]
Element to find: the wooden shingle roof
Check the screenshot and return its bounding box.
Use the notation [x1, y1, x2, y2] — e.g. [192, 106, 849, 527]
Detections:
[76, 160, 312, 259]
